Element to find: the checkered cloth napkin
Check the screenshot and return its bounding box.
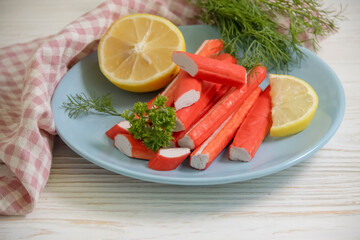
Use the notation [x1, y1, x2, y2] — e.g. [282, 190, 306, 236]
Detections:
[0, 0, 199, 215]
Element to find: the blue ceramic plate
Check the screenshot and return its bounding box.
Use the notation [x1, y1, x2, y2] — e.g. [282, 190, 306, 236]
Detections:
[51, 25, 345, 185]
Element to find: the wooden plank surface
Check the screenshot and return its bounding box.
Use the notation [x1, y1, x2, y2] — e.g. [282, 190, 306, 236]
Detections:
[1, 0, 360, 239]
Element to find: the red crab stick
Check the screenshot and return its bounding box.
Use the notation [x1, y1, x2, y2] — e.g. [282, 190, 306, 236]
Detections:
[217, 53, 237, 64]
[229, 86, 272, 162]
[171, 130, 187, 147]
[174, 83, 230, 132]
[149, 39, 224, 109]
[190, 88, 262, 170]
[174, 39, 224, 110]
[195, 39, 224, 58]
[106, 120, 130, 139]
[148, 148, 190, 171]
[178, 65, 267, 149]
[147, 73, 180, 108]
[172, 51, 247, 88]
[173, 71, 202, 110]
[114, 134, 155, 160]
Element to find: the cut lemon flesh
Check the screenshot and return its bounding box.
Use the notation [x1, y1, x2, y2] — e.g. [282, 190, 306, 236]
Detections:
[98, 14, 185, 92]
[269, 74, 318, 137]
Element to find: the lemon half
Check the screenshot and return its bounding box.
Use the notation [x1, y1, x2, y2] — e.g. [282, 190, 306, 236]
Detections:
[98, 14, 185, 92]
[269, 74, 319, 137]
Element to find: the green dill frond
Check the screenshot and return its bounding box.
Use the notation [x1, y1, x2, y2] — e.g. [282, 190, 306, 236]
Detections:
[188, 0, 343, 72]
[62, 92, 121, 119]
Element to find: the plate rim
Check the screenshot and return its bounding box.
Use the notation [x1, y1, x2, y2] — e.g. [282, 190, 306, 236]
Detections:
[52, 25, 346, 185]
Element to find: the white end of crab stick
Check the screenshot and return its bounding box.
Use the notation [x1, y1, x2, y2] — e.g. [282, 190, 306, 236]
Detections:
[106, 120, 130, 139]
[174, 89, 201, 110]
[177, 135, 195, 150]
[148, 148, 190, 171]
[174, 119, 185, 132]
[114, 134, 132, 157]
[160, 148, 190, 158]
[172, 51, 198, 76]
[228, 147, 252, 162]
[174, 73, 202, 111]
[190, 154, 209, 170]
[114, 134, 155, 160]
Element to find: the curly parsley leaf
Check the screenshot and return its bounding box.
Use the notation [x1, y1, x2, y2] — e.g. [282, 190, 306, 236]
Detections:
[123, 94, 176, 152]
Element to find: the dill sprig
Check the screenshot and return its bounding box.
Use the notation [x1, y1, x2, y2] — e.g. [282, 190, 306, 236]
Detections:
[258, 0, 344, 51]
[188, 0, 343, 71]
[62, 92, 121, 119]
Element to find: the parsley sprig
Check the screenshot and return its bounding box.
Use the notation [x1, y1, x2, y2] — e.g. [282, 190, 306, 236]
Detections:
[122, 95, 176, 152]
[62, 93, 175, 152]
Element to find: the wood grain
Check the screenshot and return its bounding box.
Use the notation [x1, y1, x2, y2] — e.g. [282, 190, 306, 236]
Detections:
[1, 0, 360, 239]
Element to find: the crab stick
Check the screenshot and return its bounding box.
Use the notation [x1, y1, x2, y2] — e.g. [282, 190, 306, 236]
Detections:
[173, 72, 201, 110]
[173, 52, 235, 112]
[148, 148, 190, 171]
[149, 39, 224, 109]
[195, 39, 224, 58]
[229, 86, 272, 162]
[106, 120, 130, 139]
[174, 53, 235, 112]
[172, 51, 247, 88]
[174, 82, 230, 132]
[190, 88, 262, 170]
[147, 73, 180, 108]
[178, 65, 267, 149]
[114, 134, 155, 160]
[217, 53, 237, 64]
[174, 39, 224, 110]
[172, 130, 186, 147]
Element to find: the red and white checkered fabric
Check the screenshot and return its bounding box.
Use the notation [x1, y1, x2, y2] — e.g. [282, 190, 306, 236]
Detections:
[0, 0, 199, 215]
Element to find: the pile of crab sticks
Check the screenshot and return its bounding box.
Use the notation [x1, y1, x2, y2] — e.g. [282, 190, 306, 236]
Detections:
[106, 39, 272, 171]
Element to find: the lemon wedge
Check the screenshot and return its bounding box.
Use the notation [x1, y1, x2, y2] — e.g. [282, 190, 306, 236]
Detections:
[269, 74, 318, 137]
[98, 14, 185, 92]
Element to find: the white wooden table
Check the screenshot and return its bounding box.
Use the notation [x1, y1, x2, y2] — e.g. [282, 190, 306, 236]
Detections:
[1, 0, 359, 239]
